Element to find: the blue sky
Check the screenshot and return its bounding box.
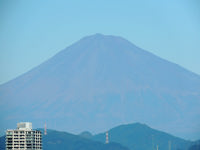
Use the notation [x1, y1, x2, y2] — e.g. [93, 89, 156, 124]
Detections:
[0, 0, 200, 84]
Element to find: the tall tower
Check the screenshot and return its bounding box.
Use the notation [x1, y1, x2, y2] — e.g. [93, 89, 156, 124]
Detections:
[105, 131, 109, 144]
[44, 123, 47, 135]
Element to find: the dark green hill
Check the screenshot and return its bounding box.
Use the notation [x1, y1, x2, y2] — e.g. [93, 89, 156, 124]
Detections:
[92, 123, 192, 150]
[0, 129, 129, 150]
[42, 129, 129, 150]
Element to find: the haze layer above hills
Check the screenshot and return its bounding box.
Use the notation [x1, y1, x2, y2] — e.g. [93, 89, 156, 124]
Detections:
[0, 34, 200, 139]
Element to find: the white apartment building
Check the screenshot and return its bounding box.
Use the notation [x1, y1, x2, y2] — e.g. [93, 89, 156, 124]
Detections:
[6, 122, 42, 150]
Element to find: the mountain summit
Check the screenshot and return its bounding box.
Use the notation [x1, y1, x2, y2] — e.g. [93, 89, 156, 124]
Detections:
[0, 34, 200, 139]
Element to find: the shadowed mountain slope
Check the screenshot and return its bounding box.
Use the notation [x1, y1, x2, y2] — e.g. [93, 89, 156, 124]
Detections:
[0, 33, 200, 139]
[42, 129, 129, 150]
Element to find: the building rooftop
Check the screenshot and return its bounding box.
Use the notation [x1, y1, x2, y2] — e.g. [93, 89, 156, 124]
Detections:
[17, 122, 32, 130]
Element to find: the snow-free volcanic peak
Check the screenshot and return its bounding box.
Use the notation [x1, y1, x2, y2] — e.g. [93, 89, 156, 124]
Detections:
[0, 34, 200, 139]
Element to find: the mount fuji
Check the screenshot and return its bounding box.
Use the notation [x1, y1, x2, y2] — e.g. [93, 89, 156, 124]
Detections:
[0, 34, 200, 139]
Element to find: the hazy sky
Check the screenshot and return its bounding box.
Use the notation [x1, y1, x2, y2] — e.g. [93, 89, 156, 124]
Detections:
[0, 0, 200, 84]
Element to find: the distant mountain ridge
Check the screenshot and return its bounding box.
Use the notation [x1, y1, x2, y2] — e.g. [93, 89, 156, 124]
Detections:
[93, 123, 192, 150]
[0, 123, 194, 150]
[42, 129, 129, 150]
[0, 33, 200, 139]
